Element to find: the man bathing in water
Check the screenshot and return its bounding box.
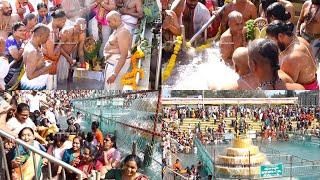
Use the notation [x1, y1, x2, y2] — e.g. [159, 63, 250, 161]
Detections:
[297, 0, 320, 60]
[0, 1, 20, 39]
[248, 39, 304, 90]
[221, 0, 257, 33]
[266, 21, 319, 90]
[20, 24, 52, 90]
[220, 11, 246, 67]
[57, 18, 86, 82]
[117, 0, 144, 32]
[104, 10, 132, 90]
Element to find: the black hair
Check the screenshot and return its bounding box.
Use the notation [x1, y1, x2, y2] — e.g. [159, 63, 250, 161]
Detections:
[16, 103, 30, 114]
[18, 127, 34, 139]
[23, 13, 37, 26]
[12, 22, 25, 32]
[266, 2, 291, 23]
[32, 23, 50, 35]
[91, 121, 99, 129]
[51, 9, 66, 19]
[53, 133, 67, 146]
[123, 154, 142, 168]
[86, 132, 94, 142]
[261, 0, 277, 11]
[37, 2, 47, 10]
[266, 20, 294, 37]
[105, 134, 117, 149]
[248, 39, 280, 88]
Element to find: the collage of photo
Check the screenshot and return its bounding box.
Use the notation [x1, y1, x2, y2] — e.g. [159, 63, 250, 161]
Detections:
[0, 0, 319, 179]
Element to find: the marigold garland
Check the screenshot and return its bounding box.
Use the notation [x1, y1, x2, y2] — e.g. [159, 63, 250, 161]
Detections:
[162, 36, 183, 81]
[120, 46, 145, 90]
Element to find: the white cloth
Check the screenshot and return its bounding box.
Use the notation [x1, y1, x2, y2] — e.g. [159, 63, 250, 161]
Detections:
[45, 110, 56, 124]
[46, 74, 57, 90]
[193, 2, 211, 33]
[20, 42, 49, 90]
[26, 94, 41, 112]
[0, 57, 10, 90]
[57, 54, 70, 82]
[104, 54, 131, 90]
[6, 117, 36, 135]
[121, 15, 138, 33]
[88, 17, 112, 58]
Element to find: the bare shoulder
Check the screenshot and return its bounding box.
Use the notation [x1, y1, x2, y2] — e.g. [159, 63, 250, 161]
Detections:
[286, 83, 305, 90]
[79, 32, 86, 41]
[11, 14, 20, 22]
[220, 30, 232, 41]
[117, 28, 131, 39]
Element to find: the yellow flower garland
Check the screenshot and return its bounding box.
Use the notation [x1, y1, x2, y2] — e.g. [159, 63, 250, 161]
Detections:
[120, 46, 145, 90]
[162, 36, 183, 82]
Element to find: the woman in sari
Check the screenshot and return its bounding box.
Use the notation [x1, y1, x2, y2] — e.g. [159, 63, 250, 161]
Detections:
[99, 134, 121, 178]
[11, 127, 45, 180]
[61, 136, 82, 179]
[105, 154, 149, 180]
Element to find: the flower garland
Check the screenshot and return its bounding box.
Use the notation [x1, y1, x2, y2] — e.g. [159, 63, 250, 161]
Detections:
[120, 46, 145, 90]
[162, 36, 183, 82]
[195, 39, 214, 52]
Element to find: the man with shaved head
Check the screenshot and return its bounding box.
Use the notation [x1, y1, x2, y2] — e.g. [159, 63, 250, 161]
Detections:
[232, 47, 259, 89]
[103, 10, 132, 90]
[220, 11, 246, 67]
[20, 24, 52, 90]
[0, 1, 20, 39]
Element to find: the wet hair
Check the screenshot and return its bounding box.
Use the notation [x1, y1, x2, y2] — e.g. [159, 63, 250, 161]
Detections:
[105, 134, 117, 149]
[228, 10, 242, 25]
[18, 127, 34, 139]
[16, 103, 30, 114]
[261, 0, 277, 11]
[12, 22, 25, 32]
[123, 154, 142, 168]
[37, 2, 47, 10]
[51, 9, 66, 19]
[248, 39, 280, 87]
[266, 2, 291, 23]
[23, 13, 36, 26]
[266, 20, 294, 37]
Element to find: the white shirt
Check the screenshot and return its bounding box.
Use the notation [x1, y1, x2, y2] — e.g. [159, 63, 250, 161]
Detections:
[45, 110, 56, 124]
[6, 117, 36, 135]
[26, 94, 41, 112]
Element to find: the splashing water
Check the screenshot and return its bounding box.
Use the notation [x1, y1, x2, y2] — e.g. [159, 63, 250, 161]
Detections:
[163, 42, 239, 90]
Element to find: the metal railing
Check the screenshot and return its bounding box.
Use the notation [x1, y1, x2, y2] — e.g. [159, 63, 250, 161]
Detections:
[0, 129, 83, 180]
[163, 166, 189, 180]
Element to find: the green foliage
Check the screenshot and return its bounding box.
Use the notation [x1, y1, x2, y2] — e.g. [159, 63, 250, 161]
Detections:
[143, 0, 160, 24]
[245, 19, 255, 41]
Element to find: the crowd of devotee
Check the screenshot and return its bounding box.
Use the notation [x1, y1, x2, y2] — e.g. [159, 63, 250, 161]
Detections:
[161, 104, 320, 178]
[162, 0, 320, 90]
[0, 0, 145, 91]
[0, 90, 149, 179]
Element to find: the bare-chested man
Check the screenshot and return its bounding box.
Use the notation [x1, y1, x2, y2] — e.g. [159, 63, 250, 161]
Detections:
[266, 21, 319, 90]
[57, 18, 86, 82]
[259, 0, 294, 23]
[20, 24, 52, 90]
[231, 46, 294, 90]
[42, 9, 67, 89]
[118, 0, 144, 33]
[297, 0, 320, 60]
[248, 38, 305, 90]
[221, 0, 257, 33]
[0, 1, 20, 39]
[182, 0, 211, 41]
[220, 11, 246, 67]
[104, 11, 132, 90]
